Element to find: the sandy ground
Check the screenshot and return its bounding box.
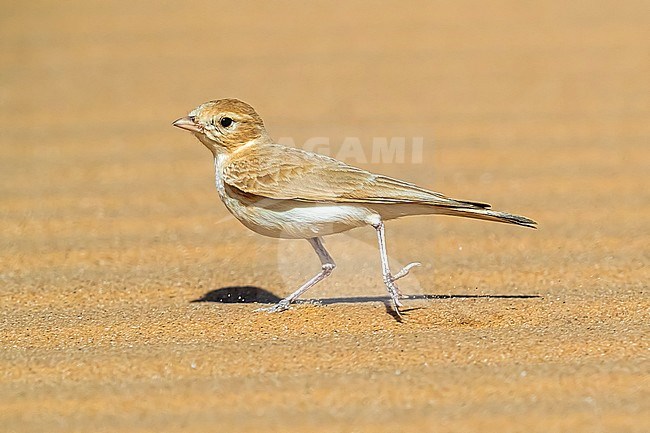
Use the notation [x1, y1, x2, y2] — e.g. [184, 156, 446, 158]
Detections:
[1, 1, 648, 432]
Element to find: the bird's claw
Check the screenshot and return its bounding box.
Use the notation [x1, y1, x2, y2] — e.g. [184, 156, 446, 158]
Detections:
[255, 299, 291, 313]
[391, 262, 421, 282]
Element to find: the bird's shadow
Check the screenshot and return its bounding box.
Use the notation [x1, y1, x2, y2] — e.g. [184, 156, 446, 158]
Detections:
[191, 286, 283, 304]
[191, 285, 542, 313]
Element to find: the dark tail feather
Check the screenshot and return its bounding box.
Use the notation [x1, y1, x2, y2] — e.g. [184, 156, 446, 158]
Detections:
[442, 207, 537, 228]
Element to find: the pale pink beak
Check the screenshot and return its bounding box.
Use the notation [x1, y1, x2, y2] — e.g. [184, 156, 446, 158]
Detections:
[172, 116, 202, 133]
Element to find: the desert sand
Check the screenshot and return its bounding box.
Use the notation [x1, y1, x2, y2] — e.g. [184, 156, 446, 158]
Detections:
[0, 1, 648, 432]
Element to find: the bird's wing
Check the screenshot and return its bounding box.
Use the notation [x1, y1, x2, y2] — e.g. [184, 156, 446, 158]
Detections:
[222, 144, 489, 209]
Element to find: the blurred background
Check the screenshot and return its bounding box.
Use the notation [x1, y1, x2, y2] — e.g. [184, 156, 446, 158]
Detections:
[0, 1, 648, 431]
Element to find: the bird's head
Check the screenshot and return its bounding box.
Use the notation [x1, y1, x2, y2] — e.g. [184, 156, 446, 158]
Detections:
[173, 99, 270, 154]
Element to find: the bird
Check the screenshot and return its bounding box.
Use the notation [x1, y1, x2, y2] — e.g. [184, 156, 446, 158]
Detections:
[172, 98, 536, 316]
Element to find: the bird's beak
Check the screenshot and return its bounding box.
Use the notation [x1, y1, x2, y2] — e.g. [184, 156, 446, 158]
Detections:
[172, 116, 202, 133]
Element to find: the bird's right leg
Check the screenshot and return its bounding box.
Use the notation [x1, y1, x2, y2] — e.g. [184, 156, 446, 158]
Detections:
[372, 220, 420, 316]
[257, 237, 336, 313]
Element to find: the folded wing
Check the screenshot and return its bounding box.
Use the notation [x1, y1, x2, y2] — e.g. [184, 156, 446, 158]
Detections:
[222, 144, 489, 210]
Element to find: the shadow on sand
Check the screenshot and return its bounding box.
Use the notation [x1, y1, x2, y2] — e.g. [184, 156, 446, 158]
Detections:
[191, 286, 542, 323]
[191, 286, 541, 305]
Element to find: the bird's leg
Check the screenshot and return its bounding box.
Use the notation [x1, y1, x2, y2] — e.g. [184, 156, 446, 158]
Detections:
[257, 237, 336, 313]
[372, 221, 420, 315]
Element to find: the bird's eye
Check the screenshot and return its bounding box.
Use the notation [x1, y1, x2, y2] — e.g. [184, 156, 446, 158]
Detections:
[220, 117, 233, 128]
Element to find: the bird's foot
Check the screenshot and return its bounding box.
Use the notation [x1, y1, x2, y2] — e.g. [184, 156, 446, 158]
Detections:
[383, 261, 421, 317]
[385, 280, 404, 305]
[385, 261, 421, 299]
[383, 277, 405, 318]
[255, 299, 291, 313]
[391, 262, 421, 284]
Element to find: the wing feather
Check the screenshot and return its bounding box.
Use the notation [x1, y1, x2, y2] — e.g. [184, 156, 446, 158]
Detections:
[222, 144, 488, 209]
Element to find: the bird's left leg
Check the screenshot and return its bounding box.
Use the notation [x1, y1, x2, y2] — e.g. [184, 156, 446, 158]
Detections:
[257, 237, 336, 313]
[372, 220, 420, 315]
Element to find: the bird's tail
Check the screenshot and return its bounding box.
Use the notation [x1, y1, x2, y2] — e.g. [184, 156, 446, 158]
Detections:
[438, 206, 537, 228]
